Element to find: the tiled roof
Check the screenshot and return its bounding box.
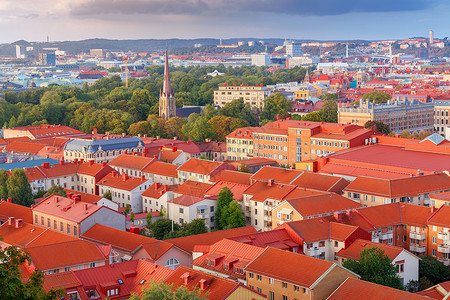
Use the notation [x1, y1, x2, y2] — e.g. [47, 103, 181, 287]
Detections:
[159, 149, 183, 163]
[328, 277, 430, 300]
[205, 181, 250, 202]
[165, 226, 257, 253]
[177, 158, 223, 175]
[142, 161, 178, 177]
[109, 154, 156, 171]
[64, 137, 143, 153]
[81, 224, 162, 253]
[141, 183, 177, 199]
[245, 247, 334, 288]
[165, 266, 244, 300]
[210, 170, 252, 185]
[344, 173, 450, 198]
[285, 193, 362, 217]
[0, 200, 33, 223]
[291, 172, 350, 193]
[427, 205, 450, 226]
[76, 162, 115, 177]
[5, 124, 83, 139]
[43, 272, 81, 292]
[174, 180, 213, 197]
[243, 181, 297, 202]
[63, 189, 104, 204]
[32, 194, 103, 223]
[3, 141, 47, 155]
[228, 228, 299, 251]
[336, 239, 405, 261]
[250, 166, 303, 184]
[168, 194, 208, 207]
[98, 172, 149, 191]
[429, 191, 450, 202]
[416, 281, 450, 299]
[26, 240, 106, 271]
[192, 239, 264, 280]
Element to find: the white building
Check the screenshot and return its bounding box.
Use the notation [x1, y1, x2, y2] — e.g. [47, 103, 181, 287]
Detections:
[285, 42, 302, 57]
[251, 53, 271, 66]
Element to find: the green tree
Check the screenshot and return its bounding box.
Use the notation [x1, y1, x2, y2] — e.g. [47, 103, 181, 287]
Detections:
[220, 200, 246, 229]
[129, 281, 207, 300]
[146, 211, 153, 228]
[364, 120, 390, 135]
[361, 91, 391, 104]
[0, 245, 63, 299]
[319, 100, 338, 123]
[124, 204, 131, 216]
[184, 219, 208, 235]
[261, 93, 292, 121]
[151, 218, 180, 240]
[342, 247, 403, 290]
[238, 163, 250, 173]
[301, 111, 323, 122]
[6, 169, 33, 207]
[103, 191, 112, 200]
[131, 212, 135, 225]
[419, 255, 450, 285]
[322, 93, 338, 101]
[43, 185, 67, 198]
[216, 187, 234, 230]
[165, 117, 187, 139]
[0, 169, 8, 199]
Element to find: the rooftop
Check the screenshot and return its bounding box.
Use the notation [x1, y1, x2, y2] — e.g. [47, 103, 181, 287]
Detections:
[177, 158, 224, 175]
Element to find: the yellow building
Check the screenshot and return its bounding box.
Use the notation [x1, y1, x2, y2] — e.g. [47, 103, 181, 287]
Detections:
[214, 84, 271, 108]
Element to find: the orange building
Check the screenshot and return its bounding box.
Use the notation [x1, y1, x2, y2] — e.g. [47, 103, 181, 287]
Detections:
[427, 205, 450, 266]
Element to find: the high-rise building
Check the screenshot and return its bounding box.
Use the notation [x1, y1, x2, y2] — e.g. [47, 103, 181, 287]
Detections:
[159, 50, 176, 120]
[251, 53, 271, 66]
[15, 45, 27, 59]
[285, 42, 302, 57]
[429, 30, 434, 44]
[39, 53, 56, 66]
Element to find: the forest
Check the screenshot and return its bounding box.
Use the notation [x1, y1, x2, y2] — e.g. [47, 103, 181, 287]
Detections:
[0, 65, 309, 142]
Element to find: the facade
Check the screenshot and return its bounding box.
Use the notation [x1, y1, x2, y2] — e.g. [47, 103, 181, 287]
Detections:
[108, 154, 157, 178]
[32, 194, 125, 237]
[226, 127, 255, 161]
[251, 53, 271, 66]
[167, 195, 217, 231]
[213, 83, 271, 108]
[285, 42, 302, 57]
[159, 50, 176, 120]
[427, 205, 450, 266]
[434, 99, 450, 135]
[64, 137, 145, 163]
[338, 99, 434, 134]
[245, 247, 358, 300]
[143, 161, 179, 185]
[177, 158, 232, 184]
[3, 124, 83, 140]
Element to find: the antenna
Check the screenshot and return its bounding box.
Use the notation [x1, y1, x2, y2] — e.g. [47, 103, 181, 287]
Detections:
[124, 56, 129, 88]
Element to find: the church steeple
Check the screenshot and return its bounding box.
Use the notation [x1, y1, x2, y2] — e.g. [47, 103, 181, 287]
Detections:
[303, 69, 310, 84]
[159, 50, 176, 120]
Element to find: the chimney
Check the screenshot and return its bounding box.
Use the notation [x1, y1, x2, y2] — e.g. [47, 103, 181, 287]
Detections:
[7, 217, 15, 225]
[268, 179, 274, 186]
[73, 195, 81, 204]
[346, 210, 352, 219]
[333, 212, 343, 222]
[15, 219, 23, 229]
[124, 150, 128, 155]
[54, 197, 59, 203]
[42, 162, 50, 168]
[74, 158, 78, 163]
[154, 182, 161, 190]
[430, 206, 437, 213]
[140, 175, 145, 181]
[159, 146, 163, 150]
[7, 197, 12, 203]
[92, 128, 98, 135]
[79, 159, 84, 164]
[67, 193, 73, 199]
[181, 272, 191, 285]
[88, 160, 94, 166]
[199, 279, 208, 290]
[163, 185, 168, 192]
[83, 204, 88, 211]
[172, 146, 177, 152]
[122, 173, 129, 181]
[102, 162, 107, 167]
[143, 148, 149, 154]
[59, 160, 65, 166]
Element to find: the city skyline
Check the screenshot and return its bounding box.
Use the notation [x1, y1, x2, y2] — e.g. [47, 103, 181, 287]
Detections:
[0, 0, 449, 43]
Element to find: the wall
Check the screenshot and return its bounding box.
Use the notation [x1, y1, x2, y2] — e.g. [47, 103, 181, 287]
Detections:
[80, 207, 125, 234]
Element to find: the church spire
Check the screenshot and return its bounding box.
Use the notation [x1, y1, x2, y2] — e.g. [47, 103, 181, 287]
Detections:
[161, 50, 172, 98]
[303, 69, 310, 84]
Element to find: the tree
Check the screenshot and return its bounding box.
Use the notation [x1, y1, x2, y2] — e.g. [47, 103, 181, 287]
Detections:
[0, 245, 63, 299]
[419, 255, 450, 285]
[319, 100, 338, 123]
[146, 211, 153, 228]
[131, 212, 135, 224]
[342, 247, 403, 290]
[220, 200, 246, 229]
[6, 169, 33, 207]
[103, 191, 112, 200]
[151, 218, 180, 240]
[361, 91, 391, 104]
[238, 163, 250, 173]
[129, 281, 207, 300]
[124, 204, 131, 216]
[184, 219, 208, 235]
[165, 117, 187, 139]
[322, 93, 338, 101]
[261, 93, 292, 121]
[364, 120, 390, 135]
[0, 169, 8, 199]
[301, 111, 323, 122]
[43, 185, 67, 198]
[216, 187, 234, 230]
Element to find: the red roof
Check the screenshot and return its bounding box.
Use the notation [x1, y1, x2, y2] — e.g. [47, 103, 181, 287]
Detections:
[336, 239, 406, 261]
[169, 194, 208, 207]
[177, 158, 224, 175]
[245, 247, 335, 288]
[328, 277, 430, 300]
[4, 124, 83, 139]
[63, 189, 104, 204]
[250, 166, 303, 184]
[98, 172, 149, 191]
[2, 141, 46, 155]
[205, 181, 250, 202]
[174, 180, 213, 197]
[417, 281, 450, 299]
[243, 181, 297, 202]
[165, 226, 257, 253]
[228, 228, 299, 251]
[141, 183, 177, 199]
[108, 154, 157, 171]
[427, 205, 450, 227]
[210, 170, 252, 185]
[291, 172, 350, 193]
[142, 161, 178, 178]
[0, 200, 33, 223]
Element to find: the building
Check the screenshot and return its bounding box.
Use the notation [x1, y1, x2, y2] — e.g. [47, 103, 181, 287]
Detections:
[177, 158, 233, 184]
[335, 239, 419, 285]
[426, 205, 450, 266]
[64, 137, 145, 163]
[108, 154, 157, 178]
[159, 50, 176, 120]
[39, 53, 56, 66]
[343, 173, 450, 207]
[213, 83, 272, 108]
[338, 99, 434, 134]
[90, 49, 104, 57]
[429, 191, 450, 208]
[15, 45, 27, 58]
[32, 194, 125, 237]
[226, 127, 256, 161]
[0, 199, 33, 224]
[141, 182, 176, 213]
[251, 53, 271, 66]
[417, 281, 450, 299]
[285, 42, 302, 57]
[433, 99, 450, 135]
[143, 161, 179, 185]
[245, 247, 358, 300]
[3, 124, 84, 140]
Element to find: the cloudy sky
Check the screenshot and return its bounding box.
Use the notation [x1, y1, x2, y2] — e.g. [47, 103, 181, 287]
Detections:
[0, 0, 448, 43]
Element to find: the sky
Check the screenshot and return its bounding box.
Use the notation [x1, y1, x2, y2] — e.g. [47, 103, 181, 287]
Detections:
[0, 0, 449, 43]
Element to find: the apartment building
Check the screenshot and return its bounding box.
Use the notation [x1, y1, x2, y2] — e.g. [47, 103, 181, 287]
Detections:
[245, 247, 358, 300]
[228, 120, 372, 166]
[177, 158, 233, 184]
[433, 99, 450, 135]
[32, 194, 125, 237]
[3, 124, 83, 140]
[167, 195, 218, 231]
[142, 161, 179, 185]
[141, 182, 176, 213]
[429, 191, 450, 208]
[343, 173, 450, 207]
[427, 205, 450, 266]
[213, 83, 271, 108]
[226, 127, 255, 161]
[108, 154, 157, 178]
[338, 98, 434, 134]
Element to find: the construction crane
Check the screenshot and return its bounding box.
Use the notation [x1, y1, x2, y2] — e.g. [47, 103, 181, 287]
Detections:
[124, 56, 129, 88]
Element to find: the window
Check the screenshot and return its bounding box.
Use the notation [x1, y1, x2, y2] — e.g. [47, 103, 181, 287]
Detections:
[294, 285, 300, 292]
[319, 241, 325, 247]
[89, 262, 96, 268]
[41, 216, 44, 225]
[257, 287, 262, 293]
[179, 218, 184, 224]
[164, 258, 180, 270]
[432, 249, 437, 256]
[257, 275, 262, 281]
[74, 226, 78, 236]
[35, 215, 38, 223]
[249, 272, 254, 278]
[302, 288, 307, 294]
[282, 296, 287, 300]
[60, 222, 64, 231]
[67, 224, 71, 234]
[335, 241, 339, 247]
[432, 236, 437, 244]
[269, 278, 274, 284]
[54, 220, 57, 230]
[179, 207, 184, 214]
[282, 282, 288, 288]
[269, 291, 275, 300]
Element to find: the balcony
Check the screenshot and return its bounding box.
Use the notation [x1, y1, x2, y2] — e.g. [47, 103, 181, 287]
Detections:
[245, 210, 251, 217]
[263, 215, 271, 221]
[244, 199, 251, 206]
[438, 258, 450, 266]
[263, 204, 272, 211]
[196, 213, 208, 219]
[304, 247, 322, 257]
[438, 245, 450, 254]
[371, 236, 380, 243]
[379, 232, 393, 240]
[410, 232, 426, 240]
[438, 232, 449, 241]
[409, 244, 426, 253]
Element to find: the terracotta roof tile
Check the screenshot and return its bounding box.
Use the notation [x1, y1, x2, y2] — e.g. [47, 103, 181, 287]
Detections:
[228, 228, 300, 250]
[109, 154, 157, 171]
[177, 158, 224, 175]
[141, 183, 177, 199]
[174, 180, 213, 197]
[0, 200, 33, 223]
[205, 181, 250, 202]
[210, 170, 252, 185]
[427, 205, 450, 226]
[250, 166, 303, 184]
[142, 161, 178, 178]
[336, 239, 404, 261]
[243, 181, 297, 202]
[98, 172, 150, 191]
[416, 281, 450, 299]
[291, 172, 350, 193]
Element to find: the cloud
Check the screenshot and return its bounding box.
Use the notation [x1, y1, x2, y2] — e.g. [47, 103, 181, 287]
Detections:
[70, 0, 434, 17]
[19, 13, 38, 19]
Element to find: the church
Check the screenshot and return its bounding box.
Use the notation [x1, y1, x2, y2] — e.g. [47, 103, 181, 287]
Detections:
[159, 50, 176, 120]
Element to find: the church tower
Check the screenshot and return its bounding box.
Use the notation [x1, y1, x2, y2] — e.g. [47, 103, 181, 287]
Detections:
[159, 50, 176, 120]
